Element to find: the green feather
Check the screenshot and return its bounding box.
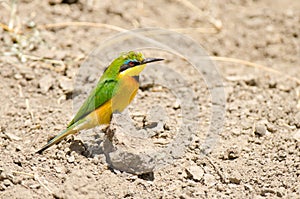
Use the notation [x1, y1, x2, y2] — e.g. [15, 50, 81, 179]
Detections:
[67, 78, 118, 127]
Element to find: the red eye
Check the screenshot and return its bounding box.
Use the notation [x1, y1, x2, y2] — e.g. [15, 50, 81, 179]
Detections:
[129, 61, 135, 67]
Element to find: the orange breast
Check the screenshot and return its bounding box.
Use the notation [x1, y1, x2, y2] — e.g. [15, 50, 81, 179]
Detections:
[111, 75, 139, 112]
[85, 75, 139, 127]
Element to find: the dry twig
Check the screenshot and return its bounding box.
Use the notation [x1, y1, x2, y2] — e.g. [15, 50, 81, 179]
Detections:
[38, 21, 127, 32]
[12, 171, 53, 195]
[210, 56, 300, 84]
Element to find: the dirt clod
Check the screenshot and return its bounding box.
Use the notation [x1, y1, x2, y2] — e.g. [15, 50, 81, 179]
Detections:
[185, 164, 204, 182]
[254, 123, 267, 137]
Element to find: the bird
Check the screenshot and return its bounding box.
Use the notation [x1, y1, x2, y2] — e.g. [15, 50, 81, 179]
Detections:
[37, 51, 163, 153]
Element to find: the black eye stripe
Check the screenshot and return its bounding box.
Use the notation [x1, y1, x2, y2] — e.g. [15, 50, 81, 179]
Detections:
[119, 61, 140, 72]
[119, 64, 131, 72]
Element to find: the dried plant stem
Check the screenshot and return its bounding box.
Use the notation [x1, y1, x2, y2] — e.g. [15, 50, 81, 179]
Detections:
[12, 171, 53, 195]
[171, 27, 218, 34]
[8, 0, 17, 30]
[0, 22, 16, 33]
[38, 21, 127, 32]
[210, 56, 300, 84]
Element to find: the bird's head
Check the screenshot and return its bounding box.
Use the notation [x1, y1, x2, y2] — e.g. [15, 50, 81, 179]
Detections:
[102, 51, 163, 80]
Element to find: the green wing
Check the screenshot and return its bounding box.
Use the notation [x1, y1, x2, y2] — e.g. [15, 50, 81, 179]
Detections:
[67, 78, 118, 127]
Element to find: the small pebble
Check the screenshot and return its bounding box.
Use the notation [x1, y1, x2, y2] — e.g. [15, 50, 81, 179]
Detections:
[3, 179, 12, 187]
[225, 146, 240, 160]
[173, 100, 181, 110]
[58, 76, 73, 93]
[29, 184, 40, 189]
[203, 173, 216, 187]
[39, 75, 54, 93]
[244, 184, 253, 191]
[186, 165, 204, 181]
[54, 166, 62, 173]
[254, 123, 267, 137]
[67, 155, 75, 163]
[14, 74, 22, 80]
[228, 176, 241, 184]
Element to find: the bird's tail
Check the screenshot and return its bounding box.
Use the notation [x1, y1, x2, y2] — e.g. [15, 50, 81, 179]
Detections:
[36, 126, 77, 154]
[36, 118, 89, 154]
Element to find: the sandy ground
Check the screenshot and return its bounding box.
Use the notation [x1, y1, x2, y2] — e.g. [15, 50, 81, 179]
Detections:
[1, 0, 300, 198]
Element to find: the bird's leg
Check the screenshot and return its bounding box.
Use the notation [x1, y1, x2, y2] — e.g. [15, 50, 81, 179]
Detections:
[103, 125, 114, 141]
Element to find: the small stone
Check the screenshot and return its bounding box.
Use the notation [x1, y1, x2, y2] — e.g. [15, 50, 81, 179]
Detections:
[54, 166, 62, 173]
[173, 100, 181, 110]
[38, 75, 54, 93]
[266, 123, 277, 133]
[186, 165, 204, 181]
[277, 84, 291, 92]
[261, 188, 276, 196]
[26, 21, 36, 28]
[228, 176, 241, 184]
[15, 145, 22, 151]
[0, 185, 5, 191]
[3, 179, 12, 187]
[203, 173, 216, 187]
[254, 123, 267, 137]
[58, 76, 73, 93]
[67, 155, 75, 163]
[216, 184, 225, 191]
[276, 187, 285, 197]
[153, 138, 169, 145]
[244, 184, 253, 191]
[38, 157, 47, 162]
[4, 132, 22, 141]
[24, 119, 32, 127]
[244, 78, 257, 86]
[29, 184, 40, 189]
[224, 146, 240, 160]
[14, 74, 22, 80]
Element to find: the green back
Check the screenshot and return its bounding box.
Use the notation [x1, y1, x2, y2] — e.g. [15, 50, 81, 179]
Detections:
[67, 78, 118, 127]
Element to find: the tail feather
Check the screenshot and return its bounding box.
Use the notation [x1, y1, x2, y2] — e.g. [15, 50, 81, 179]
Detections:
[37, 115, 96, 154]
[36, 127, 77, 154]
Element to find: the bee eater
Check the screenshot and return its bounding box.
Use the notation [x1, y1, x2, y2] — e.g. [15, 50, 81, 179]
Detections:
[37, 51, 163, 153]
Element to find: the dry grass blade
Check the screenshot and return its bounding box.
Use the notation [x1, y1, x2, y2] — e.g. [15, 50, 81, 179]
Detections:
[0, 22, 17, 33]
[12, 170, 34, 178]
[21, 54, 66, 72]
[210, 56, 300, 84]
[8, 0, 18, 30]
[171, 27, 218, 34]
[12, 171, 53, 195]
[25, 98, 34, 121]
[34, 173, 53, 195]
[38, 21, 127, 32]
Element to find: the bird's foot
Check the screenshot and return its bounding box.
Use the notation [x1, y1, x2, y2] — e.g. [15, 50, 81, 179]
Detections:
[104, 126, 114, 141]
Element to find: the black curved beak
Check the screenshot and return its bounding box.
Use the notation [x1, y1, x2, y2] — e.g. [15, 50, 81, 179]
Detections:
[141, 58, 164, 65]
